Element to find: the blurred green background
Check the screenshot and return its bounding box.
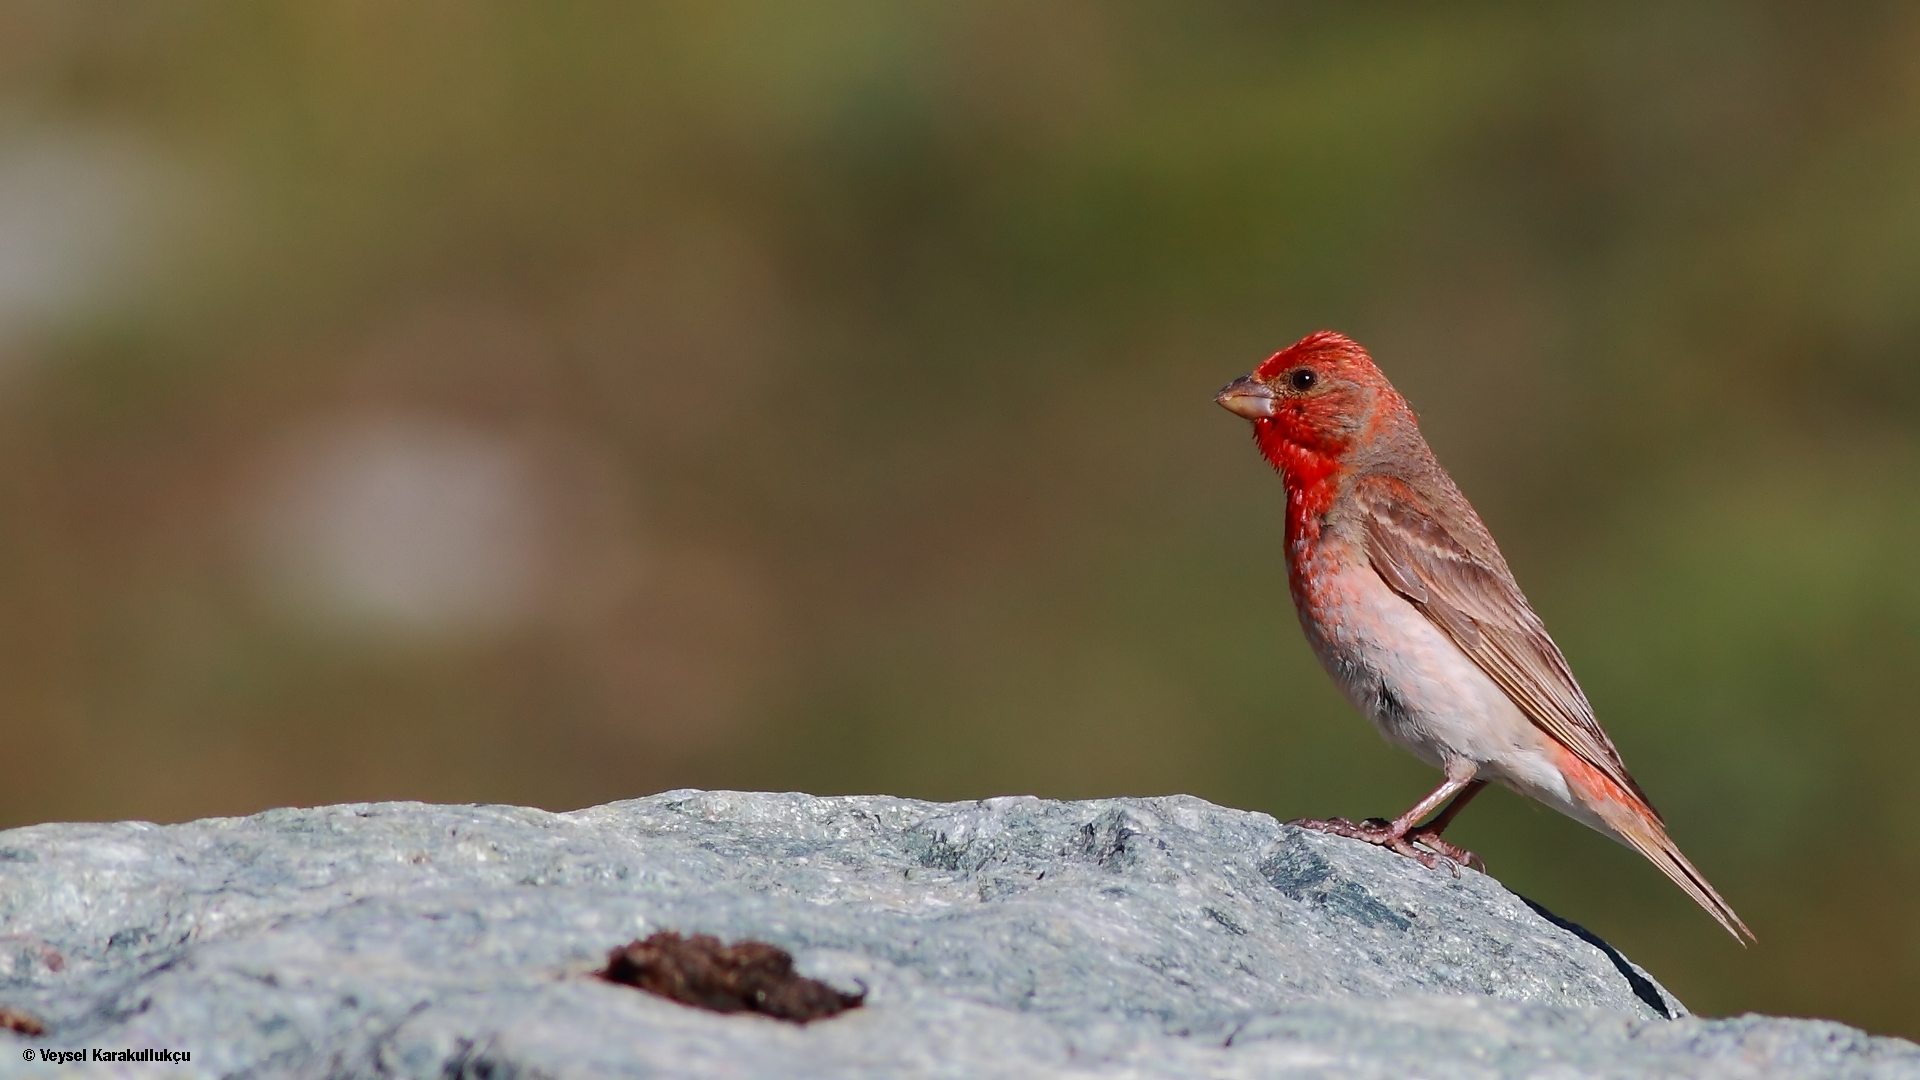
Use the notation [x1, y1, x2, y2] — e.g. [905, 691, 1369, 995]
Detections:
[0, 0, 1915, 1037]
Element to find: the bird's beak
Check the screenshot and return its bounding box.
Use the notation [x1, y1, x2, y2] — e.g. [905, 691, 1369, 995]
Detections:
[1216, 376, 1276, 420]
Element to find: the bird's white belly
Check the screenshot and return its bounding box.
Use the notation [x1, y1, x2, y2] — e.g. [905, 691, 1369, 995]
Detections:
[1297, 562, 1577, 811]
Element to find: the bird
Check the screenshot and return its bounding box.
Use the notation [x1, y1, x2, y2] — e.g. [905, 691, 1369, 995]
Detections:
[1216, 330, 1752, 943]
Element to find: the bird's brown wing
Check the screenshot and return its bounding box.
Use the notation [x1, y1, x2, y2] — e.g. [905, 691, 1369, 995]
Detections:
[1354, 474, 1659, 818]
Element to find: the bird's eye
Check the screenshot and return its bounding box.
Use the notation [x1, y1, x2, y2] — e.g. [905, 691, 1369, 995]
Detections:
[1288, 368, 1317, 391]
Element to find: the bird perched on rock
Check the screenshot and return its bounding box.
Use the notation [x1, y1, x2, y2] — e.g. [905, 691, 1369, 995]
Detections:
[1217, 330, 1751, 943]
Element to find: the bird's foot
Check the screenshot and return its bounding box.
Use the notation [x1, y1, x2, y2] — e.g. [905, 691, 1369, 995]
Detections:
[1287, 816, 1485, 875]
[1404, 827, 1486, 874]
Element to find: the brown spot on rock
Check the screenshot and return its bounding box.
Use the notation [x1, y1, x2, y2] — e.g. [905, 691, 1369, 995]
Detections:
[0, 1005, 45, 1035]
[598, 931, 863, 1024]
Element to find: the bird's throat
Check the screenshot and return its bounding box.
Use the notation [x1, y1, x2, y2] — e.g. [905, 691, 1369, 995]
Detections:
[1255, 420, 1343, 569]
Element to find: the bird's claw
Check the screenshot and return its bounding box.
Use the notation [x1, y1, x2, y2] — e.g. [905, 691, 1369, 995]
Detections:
[1287, 816, 1487, 876]
[1287, 816, 1374, 841]
[1407, 828, 1487, 874]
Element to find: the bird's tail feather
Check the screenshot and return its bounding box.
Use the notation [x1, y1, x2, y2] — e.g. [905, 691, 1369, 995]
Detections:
[1549, 743, 1753, 944]
[1600, 796, 1754, 945]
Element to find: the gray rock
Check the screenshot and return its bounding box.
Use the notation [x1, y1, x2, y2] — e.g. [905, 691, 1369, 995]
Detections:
[0, 791, 1909, 1078]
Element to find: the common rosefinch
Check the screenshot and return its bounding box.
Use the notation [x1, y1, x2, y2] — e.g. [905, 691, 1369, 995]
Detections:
[1218, 330, 1751, 942]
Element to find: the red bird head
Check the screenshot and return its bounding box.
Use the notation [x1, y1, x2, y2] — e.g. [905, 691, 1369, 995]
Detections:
[1217, 331, 1419, 525]
[1216, 331, 1398, 459]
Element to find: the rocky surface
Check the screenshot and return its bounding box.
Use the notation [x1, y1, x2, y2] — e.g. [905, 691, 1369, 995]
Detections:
[0, 790, 1911, 1078]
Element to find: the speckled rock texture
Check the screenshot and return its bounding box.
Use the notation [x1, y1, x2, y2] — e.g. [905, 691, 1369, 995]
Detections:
[0, 791, 1913, 1078]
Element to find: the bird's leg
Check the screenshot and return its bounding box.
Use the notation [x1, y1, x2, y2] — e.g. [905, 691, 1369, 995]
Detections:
[1404, 779, 1488, 872]
[1289, 776, 1487, 873]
